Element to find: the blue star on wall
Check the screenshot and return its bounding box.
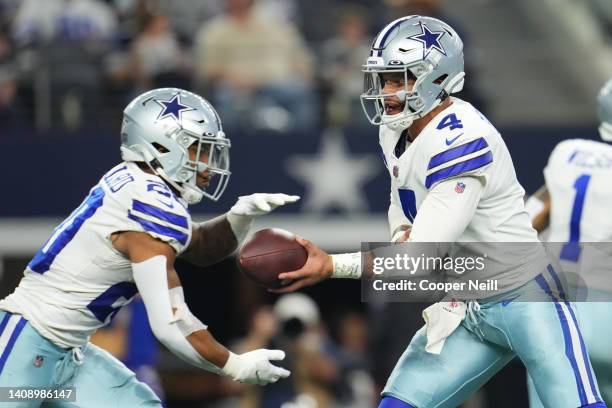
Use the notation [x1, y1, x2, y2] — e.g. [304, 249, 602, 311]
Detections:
[155, 94, 195, 122]
[408, 22, 447, 59]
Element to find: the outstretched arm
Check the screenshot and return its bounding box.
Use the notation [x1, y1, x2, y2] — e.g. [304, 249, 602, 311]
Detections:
[181, 215, 238, 268]
[271, 177, 483, 293]
[180, 193, 300, 267]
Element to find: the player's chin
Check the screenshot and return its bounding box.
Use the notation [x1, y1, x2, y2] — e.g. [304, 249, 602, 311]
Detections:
[196, 178, 210, 189]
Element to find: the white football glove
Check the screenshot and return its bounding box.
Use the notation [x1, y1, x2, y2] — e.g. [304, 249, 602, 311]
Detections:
[222, 349, 291, 385]
[227, 193, 300, 243]
[229, 193, 300, 218]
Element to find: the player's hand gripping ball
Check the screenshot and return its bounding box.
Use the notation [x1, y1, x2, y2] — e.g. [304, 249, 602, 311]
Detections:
[238, 229, 307, 289]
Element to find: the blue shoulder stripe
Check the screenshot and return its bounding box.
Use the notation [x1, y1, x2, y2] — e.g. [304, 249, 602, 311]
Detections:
[128, 212, 188, 245]
[428, 138, 489, 170]
[29, 186, 105, 274]
[425, 151, 493, 188]
[132, 200, 188, 229]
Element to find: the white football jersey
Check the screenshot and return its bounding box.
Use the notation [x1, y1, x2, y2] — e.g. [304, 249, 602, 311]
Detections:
[0, 162, 192, 348]
[380, 97, 546, 292]
[545, 139, 612, 243]
[544, 139, 612, 292]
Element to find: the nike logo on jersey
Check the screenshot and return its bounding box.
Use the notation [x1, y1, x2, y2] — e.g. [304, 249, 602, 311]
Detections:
[445, 133, 463, 146]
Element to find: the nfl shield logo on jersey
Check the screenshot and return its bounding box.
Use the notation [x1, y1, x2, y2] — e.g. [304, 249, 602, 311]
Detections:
[393, 165, 399, 178]
[455, 182, 466, 193]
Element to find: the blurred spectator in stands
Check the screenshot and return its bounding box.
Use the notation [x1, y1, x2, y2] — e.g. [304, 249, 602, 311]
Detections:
[0, 0, 19, 31]
[129, 11, 189, 91]
[156, 0, 223, 42]
[10, 0, 119, 130]
[12, 0, 117, 47]
[0, 66, 21, 131]
[587, 0, 612, 36]
[226, 294, 341, 407]
[320, 6, 371, 128]
[0, 30, 23, 130]
[252, 0, 298, 23]
[194, 0, 316, 132]
[291, 0, 387, 45]
[329, 310, 376, 407]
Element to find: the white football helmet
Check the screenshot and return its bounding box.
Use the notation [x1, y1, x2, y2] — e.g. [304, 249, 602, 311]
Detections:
[120, 88, 230, 204]
[361, 15, 465, 131]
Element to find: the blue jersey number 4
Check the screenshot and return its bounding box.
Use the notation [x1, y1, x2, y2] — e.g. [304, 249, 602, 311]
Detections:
[436, 113, 463, 131]
[560, 174, 591, 262]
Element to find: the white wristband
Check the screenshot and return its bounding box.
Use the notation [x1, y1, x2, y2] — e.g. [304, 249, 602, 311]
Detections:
[169, 287, 207, 336]
[331, 252, 362, 279]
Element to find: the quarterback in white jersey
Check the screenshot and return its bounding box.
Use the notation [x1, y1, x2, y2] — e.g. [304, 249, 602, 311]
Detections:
[0, 88, 298, 407]
[527, 77, 612, 406]
[273, 16, 605, 408]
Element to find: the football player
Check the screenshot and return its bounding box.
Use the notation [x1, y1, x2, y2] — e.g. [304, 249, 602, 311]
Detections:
[273, 16, 606, 408]
[526, 77, 612, 406]
[0, 88, 297, 407]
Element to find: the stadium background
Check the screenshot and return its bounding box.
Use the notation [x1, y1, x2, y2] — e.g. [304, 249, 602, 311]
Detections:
[0, 0, 611, 406]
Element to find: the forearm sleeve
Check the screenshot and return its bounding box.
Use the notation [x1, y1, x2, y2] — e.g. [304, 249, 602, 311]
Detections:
[132, 256, 221, 374]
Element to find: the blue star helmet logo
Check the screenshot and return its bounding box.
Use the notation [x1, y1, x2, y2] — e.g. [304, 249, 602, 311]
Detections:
[154, 94, 195, 123]
[408, 22, 447, 59]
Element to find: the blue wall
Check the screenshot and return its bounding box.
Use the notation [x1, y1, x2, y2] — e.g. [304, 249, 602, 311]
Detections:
[0, 126, 599, 217]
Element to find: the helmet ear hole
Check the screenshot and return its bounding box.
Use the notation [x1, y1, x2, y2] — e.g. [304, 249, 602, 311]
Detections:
[151, 143, 169, 153]
[434, 74, 448, 85]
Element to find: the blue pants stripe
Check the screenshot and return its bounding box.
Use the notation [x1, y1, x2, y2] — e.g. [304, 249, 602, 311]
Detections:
[536, 274, 587, 405]
[0, 316, 27, 374]
[546, 266, 601, 403]
[378, 396, 416, 408]
[0, 313, 11, 337]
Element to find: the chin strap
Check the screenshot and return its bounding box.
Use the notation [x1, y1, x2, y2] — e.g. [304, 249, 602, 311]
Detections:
[154, 166, 203, 205]
[138, 148, 204, 205]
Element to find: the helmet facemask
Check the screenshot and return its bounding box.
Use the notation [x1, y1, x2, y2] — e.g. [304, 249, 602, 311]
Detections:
[149, 129, 231, 204]
[361, 63, 433, 132]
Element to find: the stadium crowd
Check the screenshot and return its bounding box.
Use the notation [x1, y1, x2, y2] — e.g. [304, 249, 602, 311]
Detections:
[0, 0, 483, 134]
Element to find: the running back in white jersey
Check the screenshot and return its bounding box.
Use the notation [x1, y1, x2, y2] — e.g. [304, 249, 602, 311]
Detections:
[545, 139, 612, 244]
[0, 162, 192, 348]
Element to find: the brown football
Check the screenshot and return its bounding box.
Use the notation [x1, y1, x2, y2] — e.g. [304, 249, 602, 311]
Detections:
[238, 228, 307, 289]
